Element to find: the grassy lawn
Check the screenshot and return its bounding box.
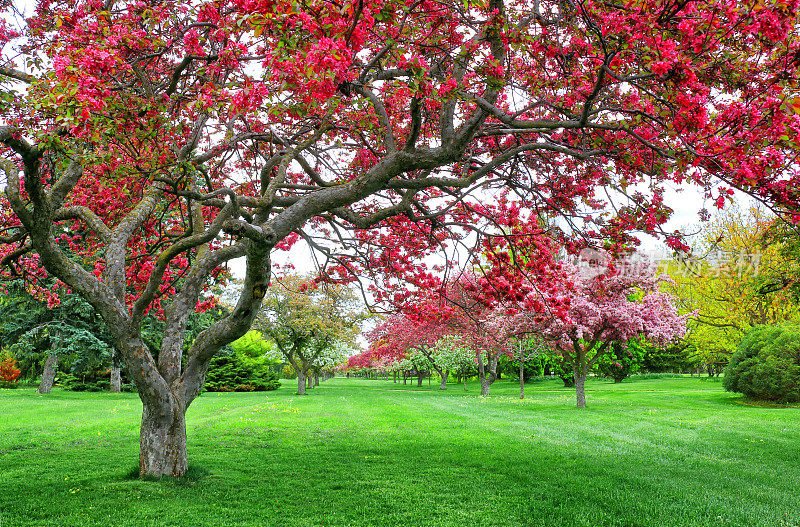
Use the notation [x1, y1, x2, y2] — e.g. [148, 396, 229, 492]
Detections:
[0, 376, 798, 527]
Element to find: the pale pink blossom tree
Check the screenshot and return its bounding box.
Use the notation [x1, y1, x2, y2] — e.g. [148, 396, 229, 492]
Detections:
[509, 257, 688, 407]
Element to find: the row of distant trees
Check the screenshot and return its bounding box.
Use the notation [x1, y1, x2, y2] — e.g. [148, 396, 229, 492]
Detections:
[0, 273, 365, 394]
[346, 333, 691, 392]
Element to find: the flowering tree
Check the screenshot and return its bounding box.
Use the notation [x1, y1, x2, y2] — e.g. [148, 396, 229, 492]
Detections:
[361, 312, 451, 387]
[310, 341, 354, 386]
[511, 258, 688, 407]
[252, 275, 363, 395]
[1, 0, 799, 475]
[430, 334, 476, 391]
[361, 272, 519, 394]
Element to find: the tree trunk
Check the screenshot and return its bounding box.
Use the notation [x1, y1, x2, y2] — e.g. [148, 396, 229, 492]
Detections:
[403, 373, 407, 385]
[306, 373, 313, 389]
[440, 370, 448, 390]
[477, 354, 491, 396]
[572, 344, 589, 407]
[519, 360, 525, 399]
[139, 403, 188, 477]
[393, 371, 397, 383]
[110, 366, 122, 393]
[463, 376, 467, 391]
[37, 354, 58, 394]
[110, 347, 122, 393]
[575, 370, 587, 408]
[575, 372, 587, 407]
[297, 371, 306, 395]
[417, 372, 423, 386]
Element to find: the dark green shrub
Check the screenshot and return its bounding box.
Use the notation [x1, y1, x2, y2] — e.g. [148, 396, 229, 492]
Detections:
[724, 324, 800, 403]
[642, 342, 694, 373]
[61, 372, 112, 392]
[597, 341, 644, 383]
[552, 357, 575, 387]
[498, 355, 547, 381]
[205, 350, 280, 392]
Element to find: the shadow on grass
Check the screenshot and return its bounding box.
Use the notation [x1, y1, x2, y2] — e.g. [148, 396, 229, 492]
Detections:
[124, 463, 211, 484]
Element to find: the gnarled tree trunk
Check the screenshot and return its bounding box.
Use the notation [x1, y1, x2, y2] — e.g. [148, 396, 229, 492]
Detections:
[440, 370, 448, 390]
[37, 354, 58, 394]
[139, 402, 188, 477]
[297, 370, 306, 394]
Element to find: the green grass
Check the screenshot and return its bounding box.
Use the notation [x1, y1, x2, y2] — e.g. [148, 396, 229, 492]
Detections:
[1, 376, 798, 527]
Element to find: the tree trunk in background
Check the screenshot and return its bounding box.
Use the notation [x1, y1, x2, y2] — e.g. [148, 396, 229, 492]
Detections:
[110, 348, 122, 393]
[477, 354, 491, 396]
[110, 366, 122, 392]
[37, 354, 58, 394]
[297, 371, 306, 395]
[440, 370, 448, 390]
[575, 372, 587, 407]
[393, 372, 397, 383]
[139, 403, 187, 477]
[573, 345, 588, 408]
[417, 372, 423, 386]
[314, 372, 320, 386]
[519, 360, 525, 399]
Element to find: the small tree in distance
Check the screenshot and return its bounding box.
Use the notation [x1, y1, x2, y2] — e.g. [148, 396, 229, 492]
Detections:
[253, 275, 365, 395]
[431, 335, 476, 391]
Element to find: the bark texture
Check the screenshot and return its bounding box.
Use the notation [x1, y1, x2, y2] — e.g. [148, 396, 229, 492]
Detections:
[575, 372, 587, 408]
[139, 403, 188, 477]
[37, 354, 58, 394]
[110, 366, 122, 393]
